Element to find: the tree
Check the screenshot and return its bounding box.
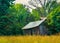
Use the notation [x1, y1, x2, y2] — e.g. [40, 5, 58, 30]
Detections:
[26, 0, 58, 17]
[31, 9, 40, 20]
[46, 5, 60, 34]
[0, 0, 15, 15]
[0, 0, 15, 35]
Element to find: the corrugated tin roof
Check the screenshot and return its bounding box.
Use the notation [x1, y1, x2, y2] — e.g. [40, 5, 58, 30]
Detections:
[22, 17, 47, 29]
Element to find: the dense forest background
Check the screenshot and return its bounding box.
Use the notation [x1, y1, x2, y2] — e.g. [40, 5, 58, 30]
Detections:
[0, 0, 60, 35]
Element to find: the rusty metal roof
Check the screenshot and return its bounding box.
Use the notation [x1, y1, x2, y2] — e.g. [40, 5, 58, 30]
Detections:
[22, 17, 47, 29]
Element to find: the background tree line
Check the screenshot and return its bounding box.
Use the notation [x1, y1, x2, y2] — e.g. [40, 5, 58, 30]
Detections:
[0, 0, 40, 35]
[0, 0, 60, 35]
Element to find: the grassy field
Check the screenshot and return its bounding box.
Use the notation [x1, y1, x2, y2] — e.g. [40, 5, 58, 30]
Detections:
[0, 35, 60, 43]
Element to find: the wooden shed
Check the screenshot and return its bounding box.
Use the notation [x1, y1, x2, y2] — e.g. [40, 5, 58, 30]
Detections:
[22, 18, 47, 35]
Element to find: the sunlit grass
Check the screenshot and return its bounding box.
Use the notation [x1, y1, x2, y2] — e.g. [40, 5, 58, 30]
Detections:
[0, 35, 60, 43]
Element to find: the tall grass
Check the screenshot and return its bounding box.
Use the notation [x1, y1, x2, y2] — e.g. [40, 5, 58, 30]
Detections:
[0, 35, 60, 43]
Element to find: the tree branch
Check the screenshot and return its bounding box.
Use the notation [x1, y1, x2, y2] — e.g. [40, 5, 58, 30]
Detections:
[25, 5, 43, 16]
[28, 0, 38, 8]
[38, 0, 44, 8]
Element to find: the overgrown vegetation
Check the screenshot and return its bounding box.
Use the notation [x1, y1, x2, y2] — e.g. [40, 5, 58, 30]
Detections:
[46, 5, 60, 35]
[0, 0, 40, 35]
[0, 0, 60, 35]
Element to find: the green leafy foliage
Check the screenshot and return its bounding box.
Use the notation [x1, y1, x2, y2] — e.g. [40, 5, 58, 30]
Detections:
[0, 3, 40, 35]
[46, 6, 60, 34]
[0, 0, 15, 35]
[0, 0, 15, 15]
[0, 0, 60, 35]
[31, 9, 40, 21]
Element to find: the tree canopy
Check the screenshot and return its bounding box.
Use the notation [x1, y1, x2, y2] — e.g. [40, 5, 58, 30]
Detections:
[46, 5, 60, 34]
[27, 0, 58, 17]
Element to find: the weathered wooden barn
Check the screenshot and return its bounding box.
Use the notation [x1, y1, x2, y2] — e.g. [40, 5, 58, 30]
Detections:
[22, 18, 47, 35]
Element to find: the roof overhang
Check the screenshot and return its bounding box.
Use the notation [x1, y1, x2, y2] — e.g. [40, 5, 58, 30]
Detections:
[22, 17, 47, 29]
